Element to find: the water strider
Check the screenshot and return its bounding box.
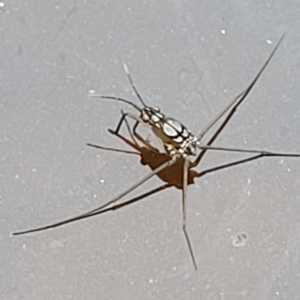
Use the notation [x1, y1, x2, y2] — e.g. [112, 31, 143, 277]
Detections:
[13, 34, 300, 270]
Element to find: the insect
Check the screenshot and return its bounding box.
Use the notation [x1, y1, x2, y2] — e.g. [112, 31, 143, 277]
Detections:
[13, 34, 300, 270]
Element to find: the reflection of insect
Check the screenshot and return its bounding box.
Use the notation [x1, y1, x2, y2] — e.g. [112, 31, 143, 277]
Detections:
[13, 34, 300, 270]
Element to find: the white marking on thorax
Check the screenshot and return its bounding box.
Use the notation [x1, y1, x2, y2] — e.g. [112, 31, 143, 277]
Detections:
[168, 119, 183, 132]
[163, 122, 178, 137]
[182, 128, 189, 138]
[151, 114, 160, 123]
[173, 135, 184, 143]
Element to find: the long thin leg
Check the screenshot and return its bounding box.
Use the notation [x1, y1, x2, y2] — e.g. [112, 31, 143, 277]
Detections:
[78, 156, 178, 217]
[12, 184, 172, 235]
[192, 34, 285, 167]
[117, 110, 157, 152]
[198, 145, 300, 157]
[197, 89, 246, 140]
[122, 109, 139, 146]
[192, 94, 237, 167]
[191, 87, 247, 167]
[182, 158, 197, 270]
[87, 111, 143, 156]
[110, 112, 155, 150]
[197, 34, 284, 141]
[13, 156, 178, 236]
[97, 126, 145, 154]
[196, 154, 264, 178]
[111, 112, 142, 135]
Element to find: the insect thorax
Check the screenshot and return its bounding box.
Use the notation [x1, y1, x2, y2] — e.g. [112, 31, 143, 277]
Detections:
[140, 106, 199, 157]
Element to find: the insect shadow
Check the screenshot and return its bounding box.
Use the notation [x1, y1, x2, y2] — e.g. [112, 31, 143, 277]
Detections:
[13, 34, 300, 270]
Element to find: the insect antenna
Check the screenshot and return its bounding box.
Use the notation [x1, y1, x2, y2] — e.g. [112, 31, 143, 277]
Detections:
[123, 63, 147, 108]
[89, 94, 142, 112]
[89, 63, 148, 114]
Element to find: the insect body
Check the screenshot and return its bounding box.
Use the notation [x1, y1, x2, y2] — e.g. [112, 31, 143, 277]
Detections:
[91, 35, 285, 160]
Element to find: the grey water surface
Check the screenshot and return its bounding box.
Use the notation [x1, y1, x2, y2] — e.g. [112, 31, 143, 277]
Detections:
[1, 1, 300, 299]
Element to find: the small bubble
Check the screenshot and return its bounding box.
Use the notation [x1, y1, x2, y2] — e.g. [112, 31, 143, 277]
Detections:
[49, 240, 64, 249]
[100, 179, 104, 184]
[266, 39, 273, 45]
[88, 89, 96, 94]
[220, 29, 226, 35]
[22, 244, 27, 249]
[0, 2, 5, 8]
[32, 168, 37, 172]
[232, 233, 247, 247]
[148, 278, 154, 283]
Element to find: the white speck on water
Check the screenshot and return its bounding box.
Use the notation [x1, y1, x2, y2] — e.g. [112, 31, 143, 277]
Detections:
[100, 179, 104, 184]
[49, 240, 64, 249]
[88, 89, 96, 94]
[266, 39, 273, 45]
[220, 29, 226, 35]
[32, 168, 37, 172]
[0, 2, 5, 8]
